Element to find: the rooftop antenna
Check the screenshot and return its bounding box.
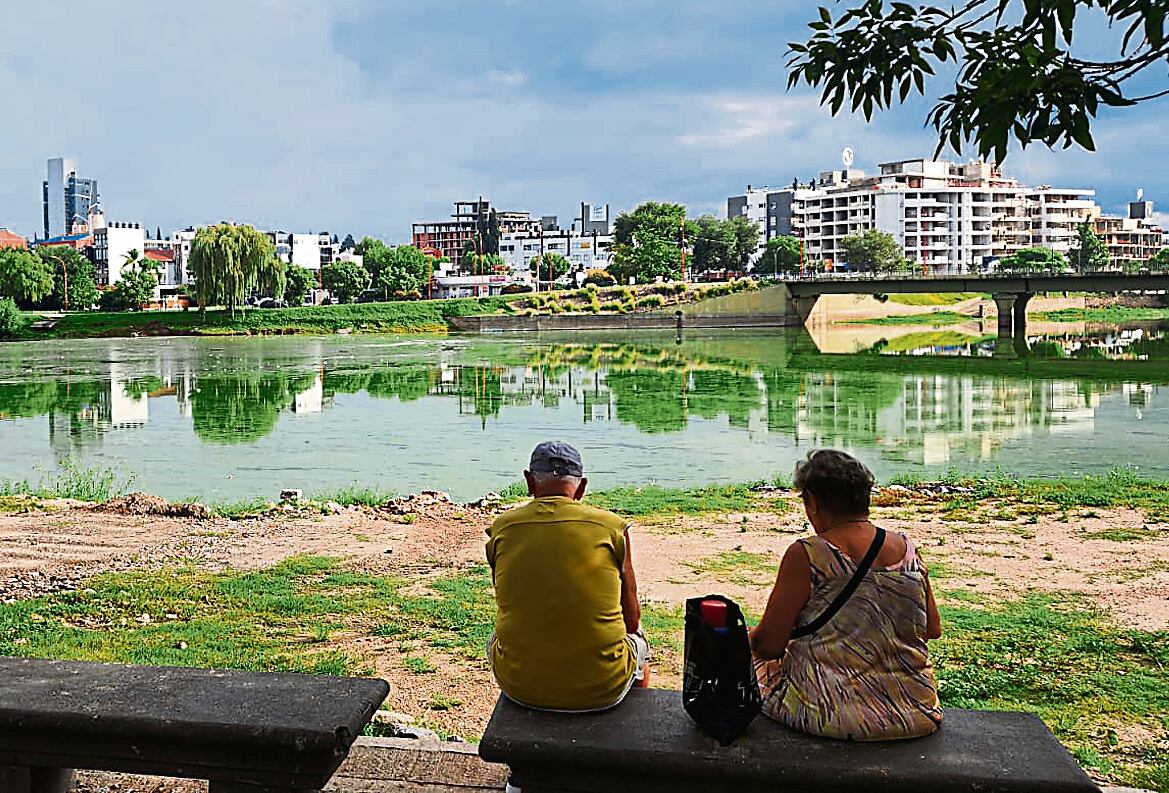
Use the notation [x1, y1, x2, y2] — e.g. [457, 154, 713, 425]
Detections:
[842, 147, 855, 169]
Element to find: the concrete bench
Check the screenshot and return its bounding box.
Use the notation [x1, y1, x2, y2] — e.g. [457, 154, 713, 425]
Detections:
[479, 688, 1100, 793]
[0, 657, 389, 793]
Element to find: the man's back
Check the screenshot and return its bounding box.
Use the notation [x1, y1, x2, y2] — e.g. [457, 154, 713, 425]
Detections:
[487, 496, 635, 711]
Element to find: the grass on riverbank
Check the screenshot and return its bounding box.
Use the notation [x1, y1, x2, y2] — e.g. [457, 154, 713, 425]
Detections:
[13, 297, 521, 340]
[1034, 306, 1169, 323]
[887, 293, 982, 306]
[844, 310, 972, 326]
[890, 468, 1169, 522]
[2, 555, 1161, 787]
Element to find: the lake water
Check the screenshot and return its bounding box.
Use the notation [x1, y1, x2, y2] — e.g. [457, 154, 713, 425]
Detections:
[2, 323, 1168, 502]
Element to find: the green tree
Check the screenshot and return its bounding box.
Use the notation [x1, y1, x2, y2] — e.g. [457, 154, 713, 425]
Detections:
[531, 252, 571, 285]
[999, 246, 1068, 272]
[187, 224, 282, 316]
[610, 202, 693, 284]
[1148, 248, 1169, 272]
[838, 231, 906, 272]
[284, 265, 316, 306]
[1068, 222, 1111, 270]
[760, 236, 802, 276]
[0, 248, 54, 305]
[691, 216, 735, 274]
[0, 298, 21, 338]
[376, 245, 435, 297]
[726, 216, 760, 269]
[37, 247, 99, 311]
[355, 237, 392, 284]
[788, 2, 1169, 162]
[322, 259, 370, 303]
[100, 250, 158, 311]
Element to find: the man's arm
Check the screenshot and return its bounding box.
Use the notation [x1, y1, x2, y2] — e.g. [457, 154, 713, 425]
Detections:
[619, 527, 641, 634]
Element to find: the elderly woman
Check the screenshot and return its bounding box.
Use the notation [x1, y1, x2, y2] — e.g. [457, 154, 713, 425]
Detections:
[751, 449, 943, 741]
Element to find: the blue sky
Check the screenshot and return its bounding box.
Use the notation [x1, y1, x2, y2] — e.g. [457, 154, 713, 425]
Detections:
[0, 0, 1162, 241]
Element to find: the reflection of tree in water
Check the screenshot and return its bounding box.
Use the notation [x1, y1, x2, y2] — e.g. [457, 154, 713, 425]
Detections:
[762, 368, 804, 437]
[797, 371, 905, 446]
[0, 379, 112, 450]
[688, 370, 761, 429]
[325, 367, 434, 402]
[454, 366, 504, 426]
[191, 371, 317, 444]
[605, 368, 688, 434]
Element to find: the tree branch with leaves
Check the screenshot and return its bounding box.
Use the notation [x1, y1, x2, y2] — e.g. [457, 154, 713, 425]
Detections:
[788, 1, 1169, 162]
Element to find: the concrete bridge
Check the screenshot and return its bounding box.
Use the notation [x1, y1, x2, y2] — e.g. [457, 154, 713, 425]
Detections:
[780, 272, 1169, 337]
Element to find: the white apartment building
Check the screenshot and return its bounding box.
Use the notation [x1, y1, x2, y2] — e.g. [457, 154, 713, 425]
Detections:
[267, 231, 335, 271]
[731, 158, 1102, 272]
[498, 230, 614, 277]
[93, 221, 146, 285]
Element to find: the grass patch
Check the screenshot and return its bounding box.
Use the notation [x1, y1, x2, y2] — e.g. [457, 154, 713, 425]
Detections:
[1035, 306, 1169, 323]
[0, 556, 496, 674]
[18, 297, 522, 340]
[310, 485, 397, 507]
[684, 550, 777, 586]
[887, 293, 981, 306]
[0, 460, 133, 502]
[1083, 527, 1165, 542]
[845, 310, 970, 327]
[589, 483, 763, 517]
[935, 594, 1169, 789]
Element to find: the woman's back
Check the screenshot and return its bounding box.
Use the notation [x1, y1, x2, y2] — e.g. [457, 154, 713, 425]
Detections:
[757, 531, 943, 741]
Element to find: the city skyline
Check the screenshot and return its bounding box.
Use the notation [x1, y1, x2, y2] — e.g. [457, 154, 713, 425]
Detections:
[1, 1, 1165, 242]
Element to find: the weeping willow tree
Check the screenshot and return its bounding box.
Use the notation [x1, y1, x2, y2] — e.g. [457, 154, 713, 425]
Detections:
[187, 224, 284, 316]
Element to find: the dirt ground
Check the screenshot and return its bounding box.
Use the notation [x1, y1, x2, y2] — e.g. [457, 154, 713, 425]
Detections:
[3, 487, 1168, 741]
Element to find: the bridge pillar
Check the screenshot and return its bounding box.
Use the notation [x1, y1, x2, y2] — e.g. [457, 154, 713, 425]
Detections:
[1013, 293, 1033, 338]
[992, 293, 1019, 338]
[783, 287, 819, 326]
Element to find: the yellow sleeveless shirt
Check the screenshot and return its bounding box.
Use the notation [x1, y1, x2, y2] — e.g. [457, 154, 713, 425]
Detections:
[486, 496, 634, 710]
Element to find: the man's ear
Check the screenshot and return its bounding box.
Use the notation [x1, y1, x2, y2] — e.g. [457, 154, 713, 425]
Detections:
[573, 477, 588, 501]
[524, 470, 536, 496]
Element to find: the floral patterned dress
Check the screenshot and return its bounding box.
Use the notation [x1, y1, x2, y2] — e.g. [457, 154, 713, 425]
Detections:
[755, 533, 943, 741]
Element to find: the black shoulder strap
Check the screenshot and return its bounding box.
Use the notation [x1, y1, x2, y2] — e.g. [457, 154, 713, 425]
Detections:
[790, 527, 886, 640]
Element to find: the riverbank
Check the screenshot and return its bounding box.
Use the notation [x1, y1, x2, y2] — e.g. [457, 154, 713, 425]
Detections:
[6, 281, 757, 341]
[1, 472, 1167, 790]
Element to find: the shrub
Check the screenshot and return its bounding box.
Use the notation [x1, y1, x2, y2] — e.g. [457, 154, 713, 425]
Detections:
[600, 302, 621, 312]
[583, 269, 617, 287]
[636, 295, 665, 309]
[0, 298, 21, 338]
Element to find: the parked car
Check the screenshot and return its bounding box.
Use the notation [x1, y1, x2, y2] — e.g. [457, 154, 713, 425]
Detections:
[356, 290, 385, 304]
[257, 298, 289, 309]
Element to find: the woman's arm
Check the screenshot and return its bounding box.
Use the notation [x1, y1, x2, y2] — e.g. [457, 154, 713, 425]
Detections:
[922, 560, 942, 640]
[750, 541, 812, 660]
[620, 527, 642, 635]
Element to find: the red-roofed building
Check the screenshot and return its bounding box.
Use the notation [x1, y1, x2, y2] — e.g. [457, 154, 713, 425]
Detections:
[0, 228, 27, 250]
[143, 248, 175, 264]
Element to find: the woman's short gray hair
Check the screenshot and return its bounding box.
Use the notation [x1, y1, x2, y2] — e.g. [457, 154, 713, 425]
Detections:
[793, 449, 875, 517]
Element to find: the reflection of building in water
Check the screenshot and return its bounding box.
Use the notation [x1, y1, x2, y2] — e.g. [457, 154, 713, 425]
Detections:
[109, 365, 148, 427]
[292, 372, 324, 414]
[794, 374, 1113, 466]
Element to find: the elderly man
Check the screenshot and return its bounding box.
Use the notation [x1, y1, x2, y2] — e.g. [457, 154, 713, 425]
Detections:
[486, 441, 649, 712]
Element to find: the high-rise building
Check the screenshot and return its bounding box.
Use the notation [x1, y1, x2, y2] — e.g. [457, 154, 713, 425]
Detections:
[728, 158, 1112, 271]
[43, 157, 100, 239]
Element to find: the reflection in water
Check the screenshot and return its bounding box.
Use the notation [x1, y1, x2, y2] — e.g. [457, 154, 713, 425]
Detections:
[1, 327, 1167, 500]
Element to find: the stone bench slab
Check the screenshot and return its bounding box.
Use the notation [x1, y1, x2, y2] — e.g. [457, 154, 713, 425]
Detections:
[479, 688, 1099, 793]
[0, 657, 389, 790]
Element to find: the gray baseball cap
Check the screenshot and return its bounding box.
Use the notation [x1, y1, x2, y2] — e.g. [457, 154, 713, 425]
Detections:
[529, 441, 584, 478]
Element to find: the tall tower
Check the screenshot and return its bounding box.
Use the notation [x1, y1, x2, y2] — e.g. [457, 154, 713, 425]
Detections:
[42, 157, 99, 238]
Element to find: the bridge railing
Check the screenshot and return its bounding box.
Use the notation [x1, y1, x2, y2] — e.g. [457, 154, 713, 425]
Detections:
[761, 267, 1169, 284]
